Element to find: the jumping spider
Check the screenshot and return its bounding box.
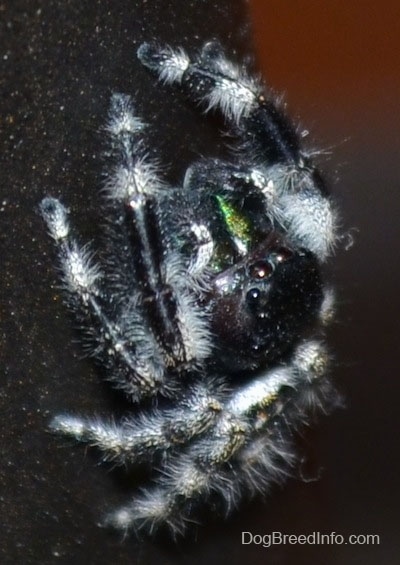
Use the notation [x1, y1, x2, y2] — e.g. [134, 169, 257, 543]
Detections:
[40, 41, 338, 536]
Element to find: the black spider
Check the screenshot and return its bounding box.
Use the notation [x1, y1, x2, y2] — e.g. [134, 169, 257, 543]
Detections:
[40, 41, 338, 536]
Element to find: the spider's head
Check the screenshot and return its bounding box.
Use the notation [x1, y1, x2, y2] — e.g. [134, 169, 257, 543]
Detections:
[208, 233, 323, 373]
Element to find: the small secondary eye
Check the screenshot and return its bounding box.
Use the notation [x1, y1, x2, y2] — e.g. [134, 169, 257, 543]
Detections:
[273, 247, 294, 263]
[248, 260, 274, 280]
[246, 287, 261, 304]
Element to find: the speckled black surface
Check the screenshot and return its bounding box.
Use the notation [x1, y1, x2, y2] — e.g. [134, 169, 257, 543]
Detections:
[0, 1, 255, 563]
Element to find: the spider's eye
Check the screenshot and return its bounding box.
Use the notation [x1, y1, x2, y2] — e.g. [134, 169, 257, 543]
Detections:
[248, 260, 274, 280]
[272, 247, 294, 263]
[246, 287, 261, 305]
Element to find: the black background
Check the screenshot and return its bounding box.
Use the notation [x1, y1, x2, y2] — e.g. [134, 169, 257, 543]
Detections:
[1, 1, 399, 563]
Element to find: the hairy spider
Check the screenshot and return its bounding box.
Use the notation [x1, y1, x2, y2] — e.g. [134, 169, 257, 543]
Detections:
[40, 41, 338, 537]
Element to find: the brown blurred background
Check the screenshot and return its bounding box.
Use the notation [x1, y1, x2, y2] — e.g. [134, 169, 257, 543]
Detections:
[248, 1, 400, 563]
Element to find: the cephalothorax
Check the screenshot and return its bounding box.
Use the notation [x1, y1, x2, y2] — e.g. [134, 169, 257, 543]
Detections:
[41, 41, 338, 536]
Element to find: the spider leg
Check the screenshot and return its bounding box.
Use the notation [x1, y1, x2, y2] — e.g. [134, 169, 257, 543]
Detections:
[138, 42, 338, 261]
[237, 341, 337, 496]
[137, 41, 298, 162]
[40, 197, 165, 400]
[41, 95, 212, 400]
[103, 93, 212, 374]
[106, 340, 331, 535]
[49, 378, 225, 464]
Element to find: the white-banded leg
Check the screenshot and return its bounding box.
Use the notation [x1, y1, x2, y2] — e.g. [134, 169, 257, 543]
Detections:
[237, 340, 336, 495]
[106, 340, 331, 535]
[41, 94, 212, 401]
[49, 378, 225, 464]
[103, 93, 212, 374]
[138, 43, 338, 261]
[137, 41, 298, 163]
[40, 198, 165, 400]
[104, 93, 186, 368]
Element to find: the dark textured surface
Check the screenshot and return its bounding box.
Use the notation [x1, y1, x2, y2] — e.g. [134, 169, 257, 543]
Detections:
[2, 1, 399, 564]
[0, 1, 253, 563]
